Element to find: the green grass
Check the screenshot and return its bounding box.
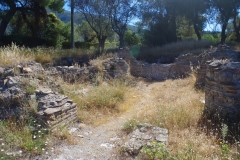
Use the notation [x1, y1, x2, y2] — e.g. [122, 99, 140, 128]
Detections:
[26, 85, 36, 95]
[0, 119, 49, 158]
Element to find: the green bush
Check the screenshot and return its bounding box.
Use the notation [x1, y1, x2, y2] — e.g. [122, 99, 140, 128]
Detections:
[62, 41, 71, 49]
[202, 34, 217, 42]
[141, 142, 170, 159]
[124, 30, 141, 46]
[26, 85, 36, 95]
[75, 41, 91, 49]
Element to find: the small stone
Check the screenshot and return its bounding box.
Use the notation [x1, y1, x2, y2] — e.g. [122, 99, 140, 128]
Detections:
[100, 143, 115, 149]
[23, 67, 33, 73]
[69, 127, 78, 134]
[137, 123, 152, 129]
[78, 123, 86, 129]
[124, 140, 143, 155]
[156, 134, 168, 143]
[77, 135, 84, 138]
[4, 67, 14, 77]
[6, 77, 18, 88]
[139, 127, 148, 132]
[143, 135, 152, 140]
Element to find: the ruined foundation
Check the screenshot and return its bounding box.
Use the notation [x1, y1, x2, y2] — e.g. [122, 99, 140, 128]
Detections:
[205, 60, 240, 123]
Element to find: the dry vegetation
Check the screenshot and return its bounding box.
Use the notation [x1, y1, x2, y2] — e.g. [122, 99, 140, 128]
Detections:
[123, 76, 240, 159]
[0, 43, 96, 67]
[1, 42, 240, 159]
[60, 75, 130, 125]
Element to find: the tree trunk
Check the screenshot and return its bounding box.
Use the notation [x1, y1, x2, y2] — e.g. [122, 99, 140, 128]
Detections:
[193, 24, 201, 40]
[119, 34, 125, 48]
[221, 22, 228, 43]
[172, 16, 177, 42]
[71, 0, 74, 48]
[97, 35, 107, 54]
[0, 8, 17, 41]
[233, 17, 240, 43]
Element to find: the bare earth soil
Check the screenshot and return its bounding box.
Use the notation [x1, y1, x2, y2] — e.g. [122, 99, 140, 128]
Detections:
[35, 80, 159, 160]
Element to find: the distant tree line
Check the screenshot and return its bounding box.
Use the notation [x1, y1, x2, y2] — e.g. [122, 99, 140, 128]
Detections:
[1, 0, 240, 49]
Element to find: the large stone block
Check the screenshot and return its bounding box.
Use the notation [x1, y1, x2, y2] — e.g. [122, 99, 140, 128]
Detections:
[205, 60, 240, 123]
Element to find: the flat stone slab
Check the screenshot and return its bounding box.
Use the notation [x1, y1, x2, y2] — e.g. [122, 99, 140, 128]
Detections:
[43, 108, 62, 115]
[122, 123, 168, 156]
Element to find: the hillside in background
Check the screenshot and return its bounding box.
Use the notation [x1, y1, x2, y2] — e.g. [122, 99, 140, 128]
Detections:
[53, 10, 139, 32]
[51, 10, 84, 24]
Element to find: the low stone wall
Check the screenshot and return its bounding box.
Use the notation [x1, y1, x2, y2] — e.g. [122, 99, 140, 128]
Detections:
[0, 61, 78, 131]
[102, 58, 129, 78]
[0, 76, 25, 119]
[130, 59, 191, 81]
[205, 60, 240, 123]
[118, 48, 192, 81]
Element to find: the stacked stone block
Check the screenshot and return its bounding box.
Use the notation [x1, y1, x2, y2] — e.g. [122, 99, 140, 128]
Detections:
[195, 44, 239, 88]
[36, 88, 77, 130]
[205, 60, 240, 123]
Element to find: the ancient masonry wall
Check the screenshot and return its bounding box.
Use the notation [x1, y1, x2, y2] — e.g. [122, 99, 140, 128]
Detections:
[129, 59, 191, 81]
[36, 89, 78, 130]
[205, 60, 240, 123]
[195, 44, 239, 88]
[118, 48, 192, 81]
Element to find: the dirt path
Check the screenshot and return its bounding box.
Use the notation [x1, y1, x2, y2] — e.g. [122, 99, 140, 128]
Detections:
[38, 80, 159, 160]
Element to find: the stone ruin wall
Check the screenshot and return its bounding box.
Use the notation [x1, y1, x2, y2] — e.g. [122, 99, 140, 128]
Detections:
[0, 61, 78, 131]
[195, 44, 240, 88]
[36, 89, 77, 131]
[119, 46, 240, 123]
[2, 45, 240, 129]
[118, 48, 194, 81]
[205, 60, 240, 123]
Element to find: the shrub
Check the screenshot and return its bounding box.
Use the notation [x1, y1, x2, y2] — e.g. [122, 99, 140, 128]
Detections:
[136, 40, 214, 63]
[140, 142, 170, 160]
[34, 54, 52, 64]
[123, 119, 138, 134]
[75, 42, 91, 49]
[62, 41, 71, 49]
[26, 85, 36, 95]
[202, 34, 217, 42]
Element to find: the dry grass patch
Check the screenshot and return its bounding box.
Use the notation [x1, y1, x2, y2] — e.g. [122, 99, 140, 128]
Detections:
[0, 44, 97, 68]
[0, 43, 34, 66]
[130, 76, 239, 159]
[136, 76, 204, 129]
[60, 76, 129, 125]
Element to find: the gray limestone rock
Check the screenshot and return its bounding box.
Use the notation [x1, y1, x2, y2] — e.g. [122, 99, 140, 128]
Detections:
[122, 124, 168, 156]
[0, 67, 4, 77]
[6, 77, 18, 88]
[44, 108, 62, 115]
[4, 67, 14, 77]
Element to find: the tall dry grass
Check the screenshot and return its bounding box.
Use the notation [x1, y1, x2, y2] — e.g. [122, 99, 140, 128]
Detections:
[58, 71, 129, 125]
[128, 75, 239, 159]
[0, 43, 34, 66]
[0, 44, 97, 67]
